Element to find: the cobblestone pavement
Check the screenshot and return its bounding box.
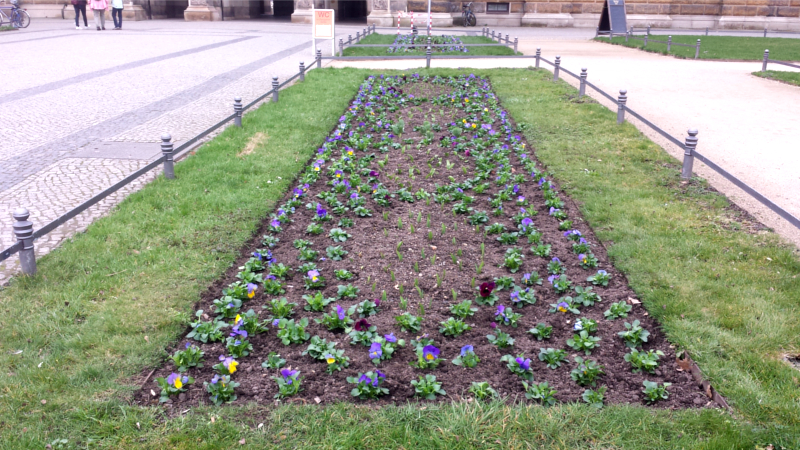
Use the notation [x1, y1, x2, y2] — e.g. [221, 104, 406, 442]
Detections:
[0, 18, 372, 284]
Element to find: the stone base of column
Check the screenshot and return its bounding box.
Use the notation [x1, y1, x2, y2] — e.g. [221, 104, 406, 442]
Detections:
[625, 14, 673, 28]
[122, 5, 148, 21]
[571, 13, 600, 28]
[291, 9, 313, 24]
[398, 12, 453, 28]
[521, 13, 574, 27]
[17, 4, 64, 19]
[473, 12, 523, 27]
[718, 16, 800, 31]
[367, 11, 393, 27]
[184, 5, 221, 21]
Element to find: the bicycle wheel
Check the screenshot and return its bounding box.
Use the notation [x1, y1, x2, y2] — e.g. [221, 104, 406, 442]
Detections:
[462, 12, 468, 27]
[17, 10, 30, 28]
[466, 12, 476, 27]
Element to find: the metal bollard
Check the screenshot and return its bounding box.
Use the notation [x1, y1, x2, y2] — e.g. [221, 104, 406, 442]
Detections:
[644, 34, 648, 47]
[491, 30, 495, 40]
[316, 49, 322, 68]
[553, 55, 561, 82]
[616, 89, 627, 124]
[694, 39, 701, 59]
[233, 97, 243, 127]
[339, 38, 344, 57]
[348, 34, 352, 45]
[299, 61, 306, 82]
[762, 49, 769, 72]
[12, 208, 36, 276]
[535, 47, 541, 69]
[356, 31, 360, 42]
[505, 34, 509, 44]
[764, 28, 767, 38]
[272, 77, 279, 102]
[625, 31, 629, 43]
[595, 27, 598, 38]
[646, 25, 650, 35]
[513, 37, 518, 53]
[426, 46, 431, 68]
[705, 27, 708, 36]
[483, 27, 487, 37]
[579, 68, 587, 98]
[667, 35, 672, 52]
[681, 129, 699, 180]
[363, 28, 367, 38]
[161, 133, 175, 179]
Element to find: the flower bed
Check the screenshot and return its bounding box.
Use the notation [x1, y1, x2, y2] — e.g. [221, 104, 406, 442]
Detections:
[388, 34, 468, 53]
[137, 74, 709, 409]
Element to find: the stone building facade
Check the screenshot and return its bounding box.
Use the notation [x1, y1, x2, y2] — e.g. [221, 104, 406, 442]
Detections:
[21, 0, 800, 30]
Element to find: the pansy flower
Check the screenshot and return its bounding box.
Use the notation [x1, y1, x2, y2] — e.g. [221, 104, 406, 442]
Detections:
[281, 369, 299, 384]
[270, 219, 281, 228]
[316, 204, 328, 218]
[307, 270, 320, 282]
[557, 302, 569, 313]
[247, 283, 257, 299]
[384, 333, 397, 343]
[325, 353, 336, 364]
[510, 291, 520, 303]
[336, 304, 346, 321]
[369, 342, 383, 360]
[479, 281, 496, 298]
[354, 318, 371, 332]
[460, 345, 474, 357]
[167, 373, 184, 389]
[579, 254, 589, 264]
[515, 357, 531, 371]
[422, 345, 440, 361]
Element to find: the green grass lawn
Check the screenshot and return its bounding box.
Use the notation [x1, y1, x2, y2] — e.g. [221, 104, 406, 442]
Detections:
[342, 33, 518, 56]
[597, 34, 800, 61]
[754, 69, 800, 86]
[1, 67, 799, 449]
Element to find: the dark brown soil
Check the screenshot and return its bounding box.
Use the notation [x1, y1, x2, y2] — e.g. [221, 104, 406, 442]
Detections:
[135, 76, 710, 410]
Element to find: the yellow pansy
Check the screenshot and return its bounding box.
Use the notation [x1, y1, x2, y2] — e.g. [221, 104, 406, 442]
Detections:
[174, 378, 183, 389]
[314, 166, 320, 171]
[426, 354, 434, 361]
[471, 124, 477, 128]
[235, 314, 241, 324]
[462, 119, 467, 123]
[247, 290, 255, 299]
[484, 108, 488, 112]
[326, 356, 336, 364]
[229, 361, 238, 374]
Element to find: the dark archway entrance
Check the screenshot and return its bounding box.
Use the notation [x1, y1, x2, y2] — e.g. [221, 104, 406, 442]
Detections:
[273, 0, 294, 16]
[338, 0, 366, 22]
[166, 0, 189, 18]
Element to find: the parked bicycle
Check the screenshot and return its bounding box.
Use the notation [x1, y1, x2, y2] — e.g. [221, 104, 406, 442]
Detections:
[462, 2, 476, 27]
[0, 0, 31, 28]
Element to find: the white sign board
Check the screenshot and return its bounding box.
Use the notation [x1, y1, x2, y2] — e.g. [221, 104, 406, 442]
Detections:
[312, 9, 335, 57]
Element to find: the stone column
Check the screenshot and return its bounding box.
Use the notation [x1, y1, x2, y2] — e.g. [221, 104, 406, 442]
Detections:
[185, 0, 222, 21]
[291, 0, 314, 24]
[368, 0, 394, 26]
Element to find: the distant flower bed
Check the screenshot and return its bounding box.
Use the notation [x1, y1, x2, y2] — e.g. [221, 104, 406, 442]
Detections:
[388, 34, 468, 53]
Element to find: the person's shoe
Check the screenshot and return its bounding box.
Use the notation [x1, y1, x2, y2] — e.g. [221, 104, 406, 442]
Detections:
[102, 26, 105, 30]
[84, 26, 89, 29]
[97, 26, 101, 30]
[76, 26, 81, 30]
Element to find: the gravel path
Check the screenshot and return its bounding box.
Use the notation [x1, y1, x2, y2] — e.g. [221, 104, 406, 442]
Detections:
[331, 38, 800, 249]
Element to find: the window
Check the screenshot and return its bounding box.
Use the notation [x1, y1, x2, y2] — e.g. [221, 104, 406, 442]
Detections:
[486, 2, 509, 13]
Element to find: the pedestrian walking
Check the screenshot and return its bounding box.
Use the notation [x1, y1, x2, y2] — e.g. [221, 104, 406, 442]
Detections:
[72, 0, 88, 29]
[89, 0, 108, 31]
[111, 0, 123, 30]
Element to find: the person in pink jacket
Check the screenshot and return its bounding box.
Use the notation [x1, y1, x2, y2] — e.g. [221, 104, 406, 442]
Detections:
[89, 0, 108, 31]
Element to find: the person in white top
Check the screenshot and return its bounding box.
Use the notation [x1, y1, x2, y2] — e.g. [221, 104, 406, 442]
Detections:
[111, 0, 123, 30]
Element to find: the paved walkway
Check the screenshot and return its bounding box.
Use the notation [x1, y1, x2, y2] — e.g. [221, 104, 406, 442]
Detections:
[330, 38, 800, 249]
[0, 18, 370, 283]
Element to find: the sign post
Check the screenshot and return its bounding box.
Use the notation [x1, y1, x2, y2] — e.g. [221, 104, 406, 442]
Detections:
[313, 9, 335, 57]
[597, 0, 627, 37]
